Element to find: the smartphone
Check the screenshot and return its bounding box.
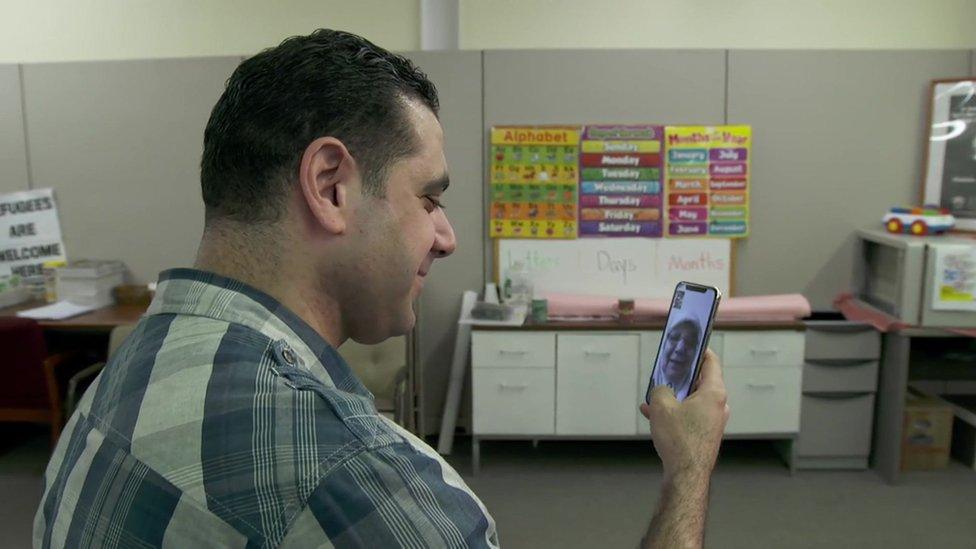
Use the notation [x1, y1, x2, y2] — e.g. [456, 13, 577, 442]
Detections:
[645, 281, 722, 403]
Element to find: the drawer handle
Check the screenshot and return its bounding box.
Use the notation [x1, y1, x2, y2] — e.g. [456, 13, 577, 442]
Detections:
[750, 349, 779, 357]
[746, 383, 776, 390]
[497, 350, 529, 356]
[806, 358, 876, 367]
[584, 350, 612, 358]
[497, 383, 528, 391]
[806, 392, 873, 399]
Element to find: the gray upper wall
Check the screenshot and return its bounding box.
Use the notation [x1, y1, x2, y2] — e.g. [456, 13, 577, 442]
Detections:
[403, 51, 485, 434]
[0, 65, 29, 194]
[728, 50, 970, 307]
[21, 57, 240, 283]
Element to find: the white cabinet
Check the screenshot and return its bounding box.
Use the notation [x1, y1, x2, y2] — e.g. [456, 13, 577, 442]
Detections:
[470, 328, 804, 463]
[472, 368, 555, 435]
[721, 331, 804, 435]
[724, 365, 803, 434]
[471, 332, 555, 369]
[471, 332, 556, 435]
[556, 334, 640, 435]
[721, 331, 804, 368]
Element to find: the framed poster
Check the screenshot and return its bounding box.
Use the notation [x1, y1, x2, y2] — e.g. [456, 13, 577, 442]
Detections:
[922, 79, 976, 231]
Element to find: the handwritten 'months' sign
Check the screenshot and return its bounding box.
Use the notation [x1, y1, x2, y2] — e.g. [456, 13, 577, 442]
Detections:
[0, 188, 67, 277]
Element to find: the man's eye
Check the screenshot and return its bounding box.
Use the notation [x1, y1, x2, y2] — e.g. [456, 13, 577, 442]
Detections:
[424, 195, 445, 210]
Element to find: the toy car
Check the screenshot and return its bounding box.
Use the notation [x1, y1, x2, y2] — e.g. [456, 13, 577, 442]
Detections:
[882, 206, 955, 235]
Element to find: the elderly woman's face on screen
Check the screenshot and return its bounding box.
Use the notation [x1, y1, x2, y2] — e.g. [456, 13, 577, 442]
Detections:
[662, 320, 700, 381]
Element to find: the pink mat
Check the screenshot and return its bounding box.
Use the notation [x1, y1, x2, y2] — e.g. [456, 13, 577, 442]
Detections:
[542, 292, 811, 321]
[833, 293, 908, 332]
[834, 293, 976, 338]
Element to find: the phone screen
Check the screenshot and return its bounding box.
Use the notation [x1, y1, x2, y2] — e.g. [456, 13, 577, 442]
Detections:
[645, 282, 720, 403]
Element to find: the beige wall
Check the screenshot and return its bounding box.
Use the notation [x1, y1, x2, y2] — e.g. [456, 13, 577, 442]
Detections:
[461, 0, 976, 50]
[4, 1, 974, 64]
[0, 0, 420, 63]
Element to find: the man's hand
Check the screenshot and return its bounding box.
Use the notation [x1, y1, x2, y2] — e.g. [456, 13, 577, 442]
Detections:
[639, 349, 729, 548]
[640, 349, 730, 481]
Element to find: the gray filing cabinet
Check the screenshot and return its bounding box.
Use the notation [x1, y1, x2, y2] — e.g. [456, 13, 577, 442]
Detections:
[796, 321, 880, 469]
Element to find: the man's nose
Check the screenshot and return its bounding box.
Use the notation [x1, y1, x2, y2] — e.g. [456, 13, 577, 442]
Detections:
[433, 208, 457, 258]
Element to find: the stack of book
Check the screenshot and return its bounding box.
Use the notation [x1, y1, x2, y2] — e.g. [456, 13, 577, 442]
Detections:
[56, 260, 125, 307]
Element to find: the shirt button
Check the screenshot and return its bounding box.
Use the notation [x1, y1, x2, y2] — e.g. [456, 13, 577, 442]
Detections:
[282, 348, 296, 365]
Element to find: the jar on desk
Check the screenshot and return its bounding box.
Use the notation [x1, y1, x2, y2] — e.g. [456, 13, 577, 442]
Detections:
[42, 260, 66, 303]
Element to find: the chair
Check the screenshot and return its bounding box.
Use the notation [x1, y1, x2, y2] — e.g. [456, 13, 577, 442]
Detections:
[0, 317, 77, 447]
[64, 323, 137, 416]
[338, 336, 409, 425]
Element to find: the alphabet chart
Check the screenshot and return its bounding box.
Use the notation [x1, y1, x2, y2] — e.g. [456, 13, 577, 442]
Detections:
[490, 126, 580, 239]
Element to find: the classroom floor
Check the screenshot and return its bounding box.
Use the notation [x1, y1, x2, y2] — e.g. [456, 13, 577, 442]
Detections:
[3, 426, 975, 548]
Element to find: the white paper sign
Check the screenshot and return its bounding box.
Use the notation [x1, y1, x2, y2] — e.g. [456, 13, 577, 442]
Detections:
[0, 188, 67, 277]
[933, 244, 976, 311]
[497, 238, 731, 299]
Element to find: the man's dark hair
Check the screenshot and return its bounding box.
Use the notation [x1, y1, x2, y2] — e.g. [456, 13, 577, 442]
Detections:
[200, 29, 439, 224]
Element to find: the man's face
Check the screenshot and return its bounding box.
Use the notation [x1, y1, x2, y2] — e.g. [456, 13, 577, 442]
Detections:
[336, 100, 456, 344]
[661, 322, 699, 381]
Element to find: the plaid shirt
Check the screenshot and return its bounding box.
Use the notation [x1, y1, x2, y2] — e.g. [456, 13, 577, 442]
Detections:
[34, 268, 497, 548]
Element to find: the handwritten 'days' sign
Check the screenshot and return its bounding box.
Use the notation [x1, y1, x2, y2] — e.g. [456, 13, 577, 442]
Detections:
[498, 238, 730, 299]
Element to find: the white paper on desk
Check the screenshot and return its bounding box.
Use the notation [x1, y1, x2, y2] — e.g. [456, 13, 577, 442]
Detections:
[16, 300, 97, 320]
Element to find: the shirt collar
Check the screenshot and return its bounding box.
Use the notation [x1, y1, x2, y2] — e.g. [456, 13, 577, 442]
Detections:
[148, 268, 371, 399]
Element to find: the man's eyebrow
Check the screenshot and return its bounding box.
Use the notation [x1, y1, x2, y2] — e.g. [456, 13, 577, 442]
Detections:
[422, 174, 450, 194]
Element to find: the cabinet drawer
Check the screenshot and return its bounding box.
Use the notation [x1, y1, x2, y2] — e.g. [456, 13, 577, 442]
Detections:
[472, 332, 555, 369]
[722, 331, 804, 368]
[803, 359, 878, 393]
[725, 365, 802, 434]
[557, 334, 640, 435]
[472, 368, 555, 435]
[797, 393, 875, 457]
[805, 324, 880, 361]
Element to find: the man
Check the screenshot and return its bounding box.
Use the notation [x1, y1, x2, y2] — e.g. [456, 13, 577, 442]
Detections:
[652, 318, 702, 400]
[34, 30, 729, 548]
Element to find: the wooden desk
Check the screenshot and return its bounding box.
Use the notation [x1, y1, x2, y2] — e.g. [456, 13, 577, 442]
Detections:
[0, 301, 146, 332]
[874, 328, 976, 484]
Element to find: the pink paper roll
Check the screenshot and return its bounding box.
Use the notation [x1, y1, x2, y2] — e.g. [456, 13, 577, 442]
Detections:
[541, 292, 811, 321]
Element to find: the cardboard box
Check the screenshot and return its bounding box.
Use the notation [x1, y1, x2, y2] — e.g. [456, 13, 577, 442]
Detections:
[942, 394, 976, 470]
[901, 389, 953, 471]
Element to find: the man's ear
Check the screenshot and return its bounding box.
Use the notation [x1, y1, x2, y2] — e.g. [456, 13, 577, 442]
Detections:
[298, 136, 358, 235]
